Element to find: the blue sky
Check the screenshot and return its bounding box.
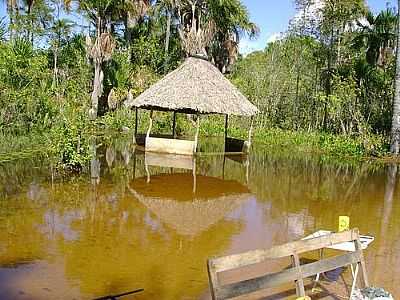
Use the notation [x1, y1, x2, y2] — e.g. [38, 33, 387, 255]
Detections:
[240, 0, 397, 54]
[0, 0, 396, 53]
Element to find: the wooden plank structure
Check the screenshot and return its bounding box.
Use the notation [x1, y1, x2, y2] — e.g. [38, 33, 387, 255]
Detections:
[124, 56, 259, 156]
[207, 229, 369, 300]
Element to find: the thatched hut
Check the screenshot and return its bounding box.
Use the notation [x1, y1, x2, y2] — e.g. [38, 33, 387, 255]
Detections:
[124, 56, 259, 155]
[128, 173, 252, 237]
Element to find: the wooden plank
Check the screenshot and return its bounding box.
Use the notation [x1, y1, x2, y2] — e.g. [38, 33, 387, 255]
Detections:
[172, 111, 177, 138]
[145, 137, 195, 155]
[215, 251, 362, 300]
[145, 152, 194, 170]
[292, 253, 305, 297]
[211, 229, 357, 272]
[354, 230, 369, 287]
[208, 260, 219, 300]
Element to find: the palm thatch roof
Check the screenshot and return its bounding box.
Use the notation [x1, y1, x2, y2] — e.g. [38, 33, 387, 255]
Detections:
[124, 57, 259, 116]
[128, 173, 252, 236]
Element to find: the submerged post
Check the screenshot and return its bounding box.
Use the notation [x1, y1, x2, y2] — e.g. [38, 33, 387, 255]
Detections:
[147, 110, 153, 139]
[194, 114, 200, 153]
[172, 111, 177, 138]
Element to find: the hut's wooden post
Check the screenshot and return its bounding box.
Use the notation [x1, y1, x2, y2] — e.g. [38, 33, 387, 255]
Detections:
[172, 111, 177, 138]
[247, 116, 254, 146]
[194, 114, 200, 153]
[135, 108, 138, 136]
[134, 108, 138, 144]
[146, 110, 153, 139]
[224, 114, 229, 140]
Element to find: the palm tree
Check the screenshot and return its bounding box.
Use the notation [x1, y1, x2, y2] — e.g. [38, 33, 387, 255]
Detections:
[49, 18, 74, 86]
[79, 0, 119, 118]
[390, 0, 400, 154]
[175, 0, 258, 72]
[155, 0, 180, 72]
[353, 8, 397, 67]
[123, 0, 150, 43]
[207, 0, 258, 72]
[4, 0, 18, 39]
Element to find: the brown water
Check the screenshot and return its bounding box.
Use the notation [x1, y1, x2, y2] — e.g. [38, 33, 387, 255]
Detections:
[0, 137, 399, 300]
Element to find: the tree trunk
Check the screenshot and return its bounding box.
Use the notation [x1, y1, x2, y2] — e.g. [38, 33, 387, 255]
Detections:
[89, 17, 105, 120]
[390, 0, 400, 154]
[124, 15, 132, 62]
[90, 61, 103, 119]
[373, 164, 397, 283]
[53, 46, 58, 87]
[323, 29, 334, 131]
[164, 9, 172, 73]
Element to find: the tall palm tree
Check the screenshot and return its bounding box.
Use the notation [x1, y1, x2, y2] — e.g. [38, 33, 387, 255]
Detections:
[156, 0, 180, 72]
[175, 0, 258, 72]
[207, 0, 258, 72]
[353, 8, 397, 67]
[4, 0, 18, 39]
[79, 0, 119, 118]
[123, 0, 150, 42]
[391, 0, 400, 154]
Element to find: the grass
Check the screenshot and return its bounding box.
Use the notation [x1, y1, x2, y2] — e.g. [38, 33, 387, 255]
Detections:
[0, 112, 390, 165]
[0, 133, 51, 163]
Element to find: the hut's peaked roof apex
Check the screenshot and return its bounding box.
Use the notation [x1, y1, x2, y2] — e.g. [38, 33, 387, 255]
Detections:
[124, 57, 259, 116]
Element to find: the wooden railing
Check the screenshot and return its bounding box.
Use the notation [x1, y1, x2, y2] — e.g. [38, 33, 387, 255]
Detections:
[207, 229, 369, 299]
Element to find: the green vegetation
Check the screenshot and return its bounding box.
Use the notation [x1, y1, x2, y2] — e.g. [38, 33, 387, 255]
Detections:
[0, 0, 398, 169]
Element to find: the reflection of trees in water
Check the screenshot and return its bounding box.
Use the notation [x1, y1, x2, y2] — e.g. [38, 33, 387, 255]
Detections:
[0, 138, 249, 299]
[3, 136, 400, 297]
[371, 164, 400, 290]
[0, 195, 49, 266]
[52, 180, 244, 299]
[0, 157, 52, 198]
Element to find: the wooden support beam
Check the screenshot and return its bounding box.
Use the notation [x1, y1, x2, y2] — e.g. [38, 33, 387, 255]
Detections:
[247, 116, 254, 147]
[355, 230, 369, 287]
[135, 108, 138, 136]
[172, 111, 177, 138]
[224, 115, 229, 140]
[194, 115, 200, 153]
[292, 253, 305, 297]
[146, 110, 153, 139]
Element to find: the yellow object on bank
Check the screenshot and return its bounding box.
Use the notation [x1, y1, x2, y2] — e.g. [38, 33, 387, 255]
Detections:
[339, 216, 350, 232]
[296, 297, 311, 300]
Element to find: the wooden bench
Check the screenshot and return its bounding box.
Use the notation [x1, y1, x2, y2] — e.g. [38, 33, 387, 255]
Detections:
[207, 229, 369, 299]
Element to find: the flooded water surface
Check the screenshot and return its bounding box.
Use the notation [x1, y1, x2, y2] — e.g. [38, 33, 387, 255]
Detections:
[0, 138, 399, 299]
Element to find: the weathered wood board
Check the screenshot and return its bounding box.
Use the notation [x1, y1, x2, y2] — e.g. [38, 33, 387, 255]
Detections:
[145, 137, 195, 155]
[145, 152, 194, 169]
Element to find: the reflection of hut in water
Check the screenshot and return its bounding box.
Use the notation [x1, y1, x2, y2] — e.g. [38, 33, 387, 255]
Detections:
[128, 173, 252, 237]
[124, 57, 259, 155]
